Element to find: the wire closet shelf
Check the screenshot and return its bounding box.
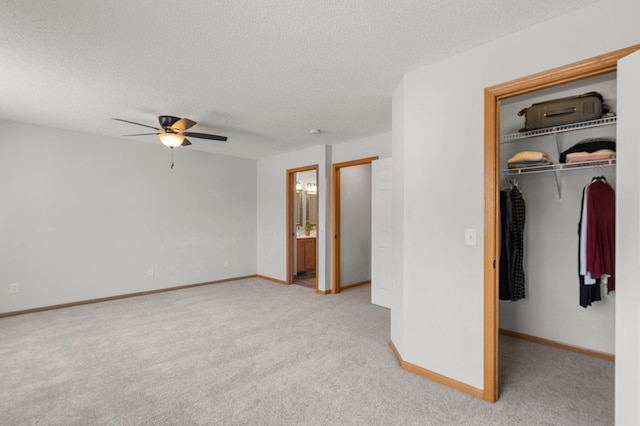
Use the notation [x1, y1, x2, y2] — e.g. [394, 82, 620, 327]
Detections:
[500, 116, 617, 144]
[500, 116, 616, 177]
[500, 116, 616, 198]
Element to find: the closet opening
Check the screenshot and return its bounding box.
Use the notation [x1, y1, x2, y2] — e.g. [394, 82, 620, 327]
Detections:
[483, 45, 640, 403]
[498, 72, 617, 357]
[332, 157, 377, 294]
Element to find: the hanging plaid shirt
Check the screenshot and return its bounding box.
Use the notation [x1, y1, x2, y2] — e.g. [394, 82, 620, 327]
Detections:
[501, 185, 526, 301]
[509, 186, 526, 300]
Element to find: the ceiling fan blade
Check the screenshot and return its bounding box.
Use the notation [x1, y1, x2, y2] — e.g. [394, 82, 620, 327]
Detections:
[181, 138, 192, 146]
[112, 118, 160, 131]
[183, 131, 228, 141]
[122, 133, 161, 136]
[171, 118, 196, 132]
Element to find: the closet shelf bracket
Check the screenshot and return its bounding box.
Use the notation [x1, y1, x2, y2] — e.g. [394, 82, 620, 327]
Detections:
[553, 170, 562, 199]
[553, 132, 563, 198]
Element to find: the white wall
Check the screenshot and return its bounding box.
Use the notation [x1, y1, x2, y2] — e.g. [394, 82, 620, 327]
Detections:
[0, 120, 257, 313]
[393, 0, 640, 404]
[256, 145, 330, 289]
[339, 164, 372, 286]
[332, 133, 391, 164]
[256, 134, 392, 292]
[616, 49, 640, 426]
[498, 76, 617, 355]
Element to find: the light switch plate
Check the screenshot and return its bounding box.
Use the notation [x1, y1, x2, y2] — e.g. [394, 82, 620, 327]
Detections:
[465, 228, 477, 246]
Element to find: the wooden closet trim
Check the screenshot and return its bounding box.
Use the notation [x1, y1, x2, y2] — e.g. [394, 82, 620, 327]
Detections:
[483, 44, 640, 403]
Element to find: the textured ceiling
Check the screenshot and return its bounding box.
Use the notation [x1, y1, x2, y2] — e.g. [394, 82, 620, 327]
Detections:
[0, 0, 597, 159]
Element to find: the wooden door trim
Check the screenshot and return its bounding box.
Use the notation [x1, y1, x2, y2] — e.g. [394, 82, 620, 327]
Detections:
[287, 164, 319, 286]
[483, 44, 640, 403]
[332, 156, 378, 294]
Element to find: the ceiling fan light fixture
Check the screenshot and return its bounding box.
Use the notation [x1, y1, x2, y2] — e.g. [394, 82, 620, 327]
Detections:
[158, 132, 184, 147]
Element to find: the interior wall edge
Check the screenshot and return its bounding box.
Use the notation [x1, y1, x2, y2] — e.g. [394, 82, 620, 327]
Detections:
[388, 340, 485, 401]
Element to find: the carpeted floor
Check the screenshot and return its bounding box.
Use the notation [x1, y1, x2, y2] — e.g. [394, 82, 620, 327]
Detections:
[0, 277, 613, 425]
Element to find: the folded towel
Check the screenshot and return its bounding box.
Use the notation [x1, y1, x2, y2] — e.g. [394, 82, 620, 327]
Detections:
[566, 149, 616, 163]
[559, 137, 616, 163]
[508, 151, 552, 164]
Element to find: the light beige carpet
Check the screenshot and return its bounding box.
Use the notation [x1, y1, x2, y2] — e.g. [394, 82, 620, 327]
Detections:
[0, 277, 613, 425]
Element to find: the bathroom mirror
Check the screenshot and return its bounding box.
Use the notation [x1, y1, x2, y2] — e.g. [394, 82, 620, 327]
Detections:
[296, 190, 302, 226]
[306, 192, 317, 225]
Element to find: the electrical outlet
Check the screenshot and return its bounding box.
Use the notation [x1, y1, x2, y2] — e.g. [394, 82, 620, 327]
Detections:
[9, 283, 19, 294]
[224, 260, 229, 268]
[147, 268, 155, 277]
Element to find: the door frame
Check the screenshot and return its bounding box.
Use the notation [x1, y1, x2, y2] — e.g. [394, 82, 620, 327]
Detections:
[483, 45, 640, 403]
[287, 165, 319, 287]
[332, 156, 378, 294]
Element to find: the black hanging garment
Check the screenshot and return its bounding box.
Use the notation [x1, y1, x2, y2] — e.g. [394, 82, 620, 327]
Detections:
[499, 186, 526, 301]
[499, 191, 511, 300]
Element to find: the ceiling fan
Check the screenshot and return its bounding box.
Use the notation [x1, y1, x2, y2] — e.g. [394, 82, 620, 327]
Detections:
[112, 115, 228, 148]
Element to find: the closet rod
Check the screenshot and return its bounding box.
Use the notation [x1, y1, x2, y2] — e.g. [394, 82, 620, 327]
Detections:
[502, 159, 615, 199]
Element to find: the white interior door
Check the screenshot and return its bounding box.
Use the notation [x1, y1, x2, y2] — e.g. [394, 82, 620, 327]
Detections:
[615, 48, 640, 425]
[371, 157, 392, 308]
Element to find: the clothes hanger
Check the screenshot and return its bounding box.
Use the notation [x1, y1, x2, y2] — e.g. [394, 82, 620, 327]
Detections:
[590, 164, 606, 182]
[590, 164, 608, 182]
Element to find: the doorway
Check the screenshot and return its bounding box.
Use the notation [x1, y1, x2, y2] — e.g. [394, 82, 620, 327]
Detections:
[286, 165, 319, 290]
[332, 156, 378, 294]
[483, 45, 640, 403]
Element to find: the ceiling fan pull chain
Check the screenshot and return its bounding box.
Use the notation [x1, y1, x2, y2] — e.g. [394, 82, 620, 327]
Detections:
[170, 147, 174, 169]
